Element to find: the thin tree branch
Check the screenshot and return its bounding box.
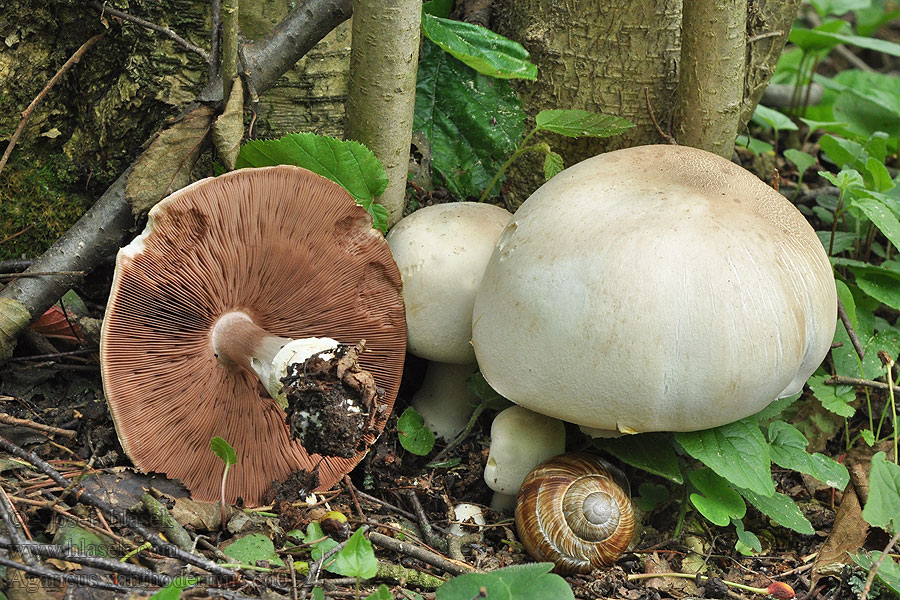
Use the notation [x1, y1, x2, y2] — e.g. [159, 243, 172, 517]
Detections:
[825, 375, 900, 395]
[88, 1, 210, 63]
[0, 32, 106, 178]
[837, 296, 865, 361]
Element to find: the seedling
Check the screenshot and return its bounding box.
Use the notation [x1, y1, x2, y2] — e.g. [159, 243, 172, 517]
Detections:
[210, 436, 238, 528]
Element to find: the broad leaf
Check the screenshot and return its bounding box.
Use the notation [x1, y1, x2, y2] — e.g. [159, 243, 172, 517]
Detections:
[594, 432, 683, 484]
[862, 451, 900, 534]
[397, 407, 436, 456]
[783, 149, 817, 177]
[544, 152, 564, 180]
[676, 420, 774, 496]
[236, 133, 390, 233]
[436, 563, 574, 600]
[739, 488, 816, 534]
[688, 468, 746, 526]
[733, 518, 762, 554]
[223, 533, 285, 567]
[790, 27, 900, 58]
[304, 522, 339, 566]
[851, 196, 900, 249]
[330, 528, 378, 579]
[767, 421, 850, 489]
[852, 551, 900, 596]
[365, 585, 394, 600]
[752, 104, 798, 132]
[808, 374, 856, 418]
[150, 577, 201, 599]
[467, 371, 513, 412]
[414, 39, 526, 199]
[636, 482, 670, 512]
[534, 109, 634, 138]
[421, 13, 537, 80]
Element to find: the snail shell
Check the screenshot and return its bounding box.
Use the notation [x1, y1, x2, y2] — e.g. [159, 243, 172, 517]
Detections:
[515, 452, 634, 574]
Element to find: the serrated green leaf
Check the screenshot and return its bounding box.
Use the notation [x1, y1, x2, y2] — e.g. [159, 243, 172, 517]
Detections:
[150, 576, 201, 599]
[397, 407, 436, 455]
[676, 420, 774, 496]
[808, 374, 856, 417]
[210, 436, 238, 466]
[593, 432, 683, 484]
[414, 39, 526, 199]
[767, 421, 849, 489]
[421, 13, 536, 80]
[862, 452, 900, 534]
[688, 468, 746, 526]
[331, 528, 378, 579]
[739, 488, 815, 534]
[749, 393, 801, 423]
[861, 429, 876, 445]
[436, 563, 574, 600]
[851, 551, 900, 596]
[223, 533, 285, 567]
[534, 109, 635, 138]
[543, 151, 564, 180]
[784, 149, 817, 177]
[235, 133, 389, 232]
[852, 196, 900, 249]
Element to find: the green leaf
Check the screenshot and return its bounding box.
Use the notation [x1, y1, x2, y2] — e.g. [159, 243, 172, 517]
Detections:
[421, 13, 537, 80]
[791, 27, 900, 58]
[851, 196, 900, 249]
[860, 429, 876, 446]
[675, 420, 774, 496]
[331, 528, 378, 579]
[210, 436, 238, 466]
[304, 522, 339, 567]
[820, 135, 866, 170]
[784, 149, 817, 178]
[236, 133, 390, 233]
[738, 488, 816, 534]
[422, 0, 453, 17]
[534, 109, 634, 138]
[397, 407, 436, 456]
[150, 577, 201, 599]
[808, 374, 856, 418]
[467, 371, 513, 412]
[53, 522, 117, 558]
[750, 393, 801, 423]
[767, 421, 850, 489]
[414, 39, 526, 199]
[636, 482, 670, 512]
[752, 104, 798, 132]
[688, 468, 746, 526]
[223, 533, 285, 567]
[365, 584, 394, 600]
[436, 563, 575, 600]
[735, 134, 774, 156]
[312, 588, 325, 600]
[836, 280, 857, 330]
[852, 551, 900, 596]
[732, 518, 762, 554]
[543, 151, 564, 180]
[594, 432, 683, 484]
[862, 451, 900, 534]
[864, 157, 895, 193]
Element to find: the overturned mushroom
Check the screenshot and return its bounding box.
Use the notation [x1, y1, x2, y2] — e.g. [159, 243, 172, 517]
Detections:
[101, 166, 406, 506]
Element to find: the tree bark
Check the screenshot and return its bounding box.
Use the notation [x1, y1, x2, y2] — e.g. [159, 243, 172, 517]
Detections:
[673, 0, 747, 157]
[344, 0, 421, 226]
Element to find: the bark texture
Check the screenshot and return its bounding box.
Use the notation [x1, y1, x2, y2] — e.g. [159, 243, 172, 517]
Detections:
[344, 0, 421, 226]
[674, 0, 747, 157]
[493, 0, 682, 206]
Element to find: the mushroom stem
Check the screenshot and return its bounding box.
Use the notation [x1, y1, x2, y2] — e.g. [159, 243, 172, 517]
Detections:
[211, 311, 338, 403]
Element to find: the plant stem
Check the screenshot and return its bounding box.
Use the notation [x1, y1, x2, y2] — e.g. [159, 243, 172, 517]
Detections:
[672, 484, 689, 539]
[626, 572, 779, 596]
[885, 357, 899, 464]
[221, 463, 231, 528]
[478, 127, 548, 202]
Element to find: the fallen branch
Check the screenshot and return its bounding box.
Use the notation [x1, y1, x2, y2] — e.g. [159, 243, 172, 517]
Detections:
[825, 375, 900, 395]
[368, 531, 476, 576]
[87, 1, 209, 62]
[0, 413, 77, 438]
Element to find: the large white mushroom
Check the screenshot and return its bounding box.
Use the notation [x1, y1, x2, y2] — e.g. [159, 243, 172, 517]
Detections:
[472, 144, 837, 435]
[387, 202, 511, 440]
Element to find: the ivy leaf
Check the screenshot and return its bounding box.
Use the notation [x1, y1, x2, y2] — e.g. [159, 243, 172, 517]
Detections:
[330, 528, 378, 579]
[738, 488, 815, 534]
[688, 468, 746, 526]
[397, 407, 436, 456]
[862, 451, 900, 534]
[676, 419, 774, 496]
[223, 533, 285, 567]
[236, 133, 390, 233]
[210, 436, 238, 466]
[543, 152, 564, 180]
[767, 421, 850, 489]
[414, 38, 526, 199]
[535, 109, 634, 138]
[594, 432, 683, 484]
[421, 13, 537, 80]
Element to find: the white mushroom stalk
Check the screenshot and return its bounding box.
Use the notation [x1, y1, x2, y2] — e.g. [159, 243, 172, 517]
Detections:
[410, 362, 478, 441]
[210, 311, 338, 406]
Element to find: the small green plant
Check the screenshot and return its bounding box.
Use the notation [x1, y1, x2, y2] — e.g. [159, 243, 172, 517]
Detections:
[210, 436, 238, 527]
[397, 407, 436, 455]
[149, 576, 201, 599]
[435, 562, 574, 600]
[329, 528, 380, 600]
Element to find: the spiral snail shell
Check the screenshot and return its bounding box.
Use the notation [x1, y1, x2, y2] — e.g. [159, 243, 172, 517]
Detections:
[515, 453, 634, 574]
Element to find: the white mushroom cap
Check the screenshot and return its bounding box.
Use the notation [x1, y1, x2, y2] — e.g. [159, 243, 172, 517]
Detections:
[484, 406, 566, 505]
[472, 145, 837, 434]
[387, 202, 512, 364]
[450, 503, 486, 536]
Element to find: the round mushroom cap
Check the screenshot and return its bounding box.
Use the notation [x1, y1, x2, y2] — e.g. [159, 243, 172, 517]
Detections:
[101, 166, 406, 506]
[386, 202, 511, 364]
[472, 145, 837, 433]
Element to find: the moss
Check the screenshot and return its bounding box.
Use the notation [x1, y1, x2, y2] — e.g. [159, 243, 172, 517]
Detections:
[0, 148, 92, 260]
